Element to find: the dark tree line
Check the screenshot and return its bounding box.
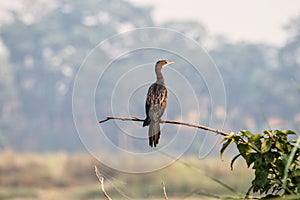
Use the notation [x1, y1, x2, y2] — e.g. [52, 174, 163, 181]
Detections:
[0, 0, 299, 152]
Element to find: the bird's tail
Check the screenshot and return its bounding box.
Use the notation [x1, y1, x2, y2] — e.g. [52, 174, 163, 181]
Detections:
[149, 121, 160, 147]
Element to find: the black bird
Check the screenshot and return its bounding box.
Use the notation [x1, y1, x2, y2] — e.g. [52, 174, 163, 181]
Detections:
[143, 60, 174, 147]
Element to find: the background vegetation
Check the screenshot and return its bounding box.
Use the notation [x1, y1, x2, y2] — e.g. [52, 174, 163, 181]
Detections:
[0, 0, 299, 152]
[0, 150, 253, 199]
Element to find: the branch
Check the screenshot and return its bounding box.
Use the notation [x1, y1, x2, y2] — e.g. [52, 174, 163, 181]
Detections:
[94, 165, 112, 200]
[162, 181, 168, 200]
[99, 116, 229, 137]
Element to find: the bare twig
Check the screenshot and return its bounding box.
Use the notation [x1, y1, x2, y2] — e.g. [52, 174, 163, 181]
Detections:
[94, 165, 112, 200]
[99, 116, 229, 136]
[162, 181, 168, 200]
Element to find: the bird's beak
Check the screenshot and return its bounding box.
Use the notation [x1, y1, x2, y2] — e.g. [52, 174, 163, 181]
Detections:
[166, 61, 175, 65]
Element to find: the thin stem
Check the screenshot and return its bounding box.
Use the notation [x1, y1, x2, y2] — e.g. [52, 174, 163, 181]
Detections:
[162, 181, 168, 200]
[94, 165, 112, 200]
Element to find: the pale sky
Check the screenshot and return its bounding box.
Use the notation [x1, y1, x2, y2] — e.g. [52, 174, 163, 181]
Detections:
[129, 0, 300, 46]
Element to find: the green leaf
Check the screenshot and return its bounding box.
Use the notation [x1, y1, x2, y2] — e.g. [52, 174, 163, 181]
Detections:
[275, 158, 285, 175]
[230, 154, 241, 170]
[275, 141, 284, 151]
[281, 130, 297, 135]
[261, 139, 272, 153]
[288, 140, 297, 143]
[240, 130, 253, 138]
[265, 153, 276, 164]
[220, 132, 235, 143]
[264, 130, 274, 136]
[250, 134, 263, 150]
[251, 133, 263, 142]
[237, 143, 252, 156]
[292, 169, 300, 177]
[253, 169, 269, 188]
[244, 153, 257, 168]
[220, 138, 234, 160]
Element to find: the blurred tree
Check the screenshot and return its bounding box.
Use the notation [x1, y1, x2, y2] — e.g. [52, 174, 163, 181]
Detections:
[0, 0, 153, 151]
[279, 16, 300, 81]
[0, 0, 299, 152]
[0, 53, 20, 149]
[211, 39, 300, 132]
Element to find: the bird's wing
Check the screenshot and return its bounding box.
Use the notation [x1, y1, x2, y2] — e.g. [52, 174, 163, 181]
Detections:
[146, 83, 168, 121]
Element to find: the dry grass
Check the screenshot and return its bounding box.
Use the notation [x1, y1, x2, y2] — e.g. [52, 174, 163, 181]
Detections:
[0, 150, 253, 199]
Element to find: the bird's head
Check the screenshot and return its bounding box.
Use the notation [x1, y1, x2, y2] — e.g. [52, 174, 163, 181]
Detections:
[156, 60, 175, 68]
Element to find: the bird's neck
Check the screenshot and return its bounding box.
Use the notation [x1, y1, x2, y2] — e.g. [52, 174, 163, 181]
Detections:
[155, 66, 165, 85]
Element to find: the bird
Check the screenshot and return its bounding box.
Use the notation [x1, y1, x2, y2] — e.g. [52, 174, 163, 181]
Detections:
[143, 60, 174, 147]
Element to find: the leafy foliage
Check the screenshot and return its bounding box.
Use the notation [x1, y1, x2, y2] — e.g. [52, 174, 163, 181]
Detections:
[221, 129, 300, 198]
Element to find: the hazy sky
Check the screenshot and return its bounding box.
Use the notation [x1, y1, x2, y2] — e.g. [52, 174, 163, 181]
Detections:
[129, 0, 300, 46]
[0, 1, 299, 47]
